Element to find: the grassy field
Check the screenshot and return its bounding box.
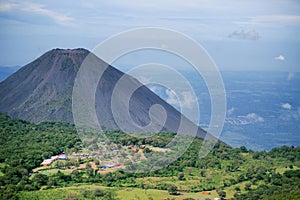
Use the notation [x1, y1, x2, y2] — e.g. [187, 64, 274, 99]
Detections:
[18, 184, 221, 200]
[18, 184, 112, 200]
[117, 188, 221, 200]
[276, 165, 299, 174]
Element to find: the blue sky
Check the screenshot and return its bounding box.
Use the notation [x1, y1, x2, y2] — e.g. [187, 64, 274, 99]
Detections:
[0, 0, 299, 71]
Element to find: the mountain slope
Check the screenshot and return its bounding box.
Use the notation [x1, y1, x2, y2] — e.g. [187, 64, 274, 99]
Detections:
[0, 48, 207, 137]
[0, 48, 88, 123]
[0, 66, 21, 82]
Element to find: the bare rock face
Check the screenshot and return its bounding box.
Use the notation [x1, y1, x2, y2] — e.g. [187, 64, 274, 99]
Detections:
[0, 48, 88, 123]
[0, 48, 207, 138]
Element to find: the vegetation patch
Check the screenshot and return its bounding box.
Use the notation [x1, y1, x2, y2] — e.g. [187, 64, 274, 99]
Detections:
[0, 113, 300, 199]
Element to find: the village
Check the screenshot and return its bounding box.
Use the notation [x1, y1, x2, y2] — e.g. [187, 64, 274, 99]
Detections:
[36, 142, 157, 174]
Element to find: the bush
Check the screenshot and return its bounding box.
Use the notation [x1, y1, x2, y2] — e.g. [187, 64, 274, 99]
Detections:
[93, 188, 103, 197]
[217, 190, 226, 198]
[178, 172, 185, 180]
[168, 185, 179, 195]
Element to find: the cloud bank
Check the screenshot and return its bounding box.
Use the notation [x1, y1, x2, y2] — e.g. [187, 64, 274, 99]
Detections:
[228, 29, 260, 40]
[0, 1, 74, 26]
[165, 89, 197, 110]
[226, 113, 264, 125]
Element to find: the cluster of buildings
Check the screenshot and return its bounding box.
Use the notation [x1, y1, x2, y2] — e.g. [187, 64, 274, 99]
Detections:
[100, 163, 121, 169]
[40, 154, 68, 166]
[39, 143, 147, 168]
[71, 153, 89, 158]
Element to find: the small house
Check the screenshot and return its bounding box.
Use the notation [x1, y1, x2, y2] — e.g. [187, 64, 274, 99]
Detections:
[58, 154, 68, 160]
[40, 159, 54, 166]
[51, 155, 58, 160]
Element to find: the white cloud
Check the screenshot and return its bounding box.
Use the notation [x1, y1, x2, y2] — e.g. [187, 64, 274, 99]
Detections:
[138, 76, 151, 85]
[274, 55, 285, 61]
[148, 85, 163, 95]
[253, 15, 300, 27]
[0, 2, 15, 12]
[21, 3, 75, 26]
[228, 29, 260, 40]
[279, 106, 300, 121]
[0, 1, 75, 26]
[226, 113, 264, 125]
[180, 91, 197, 109]
[282, 103, 292, 110]
[245, 113, 264, 123]
[235, 14, 300, 29]
[0, 0, 299, 70]
[227, 107, 235, 116]
[165, 88, 179, 107]
[165, 89, 197, 109]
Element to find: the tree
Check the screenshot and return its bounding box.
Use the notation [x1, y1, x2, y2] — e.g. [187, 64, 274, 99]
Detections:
[94, 159, 100, 165]
[252, 152, 260, 159]
[178, 172, 185, 180]
[144, 147, 151, 154]
[168, 185, 179, 195]
[47, 177, 57, 188]
[239, 146, 248, 153]
[245, 183, 251, 191]
[271, 173, 283, 186]
[85, 162, 94, 176]
[217, 190, 226, 198]
[237, 174, 244, 183]
[93, 188, 103, 197]
[31, 173, 48, 186]
[284, 169, 300, 178]
[200, 169, 206, 177]
[234, 186, 241, 192]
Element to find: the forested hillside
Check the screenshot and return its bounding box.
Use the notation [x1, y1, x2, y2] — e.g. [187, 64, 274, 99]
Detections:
[0, 113, 300, 200]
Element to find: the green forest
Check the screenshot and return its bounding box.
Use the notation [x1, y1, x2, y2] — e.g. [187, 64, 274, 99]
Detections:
[0, 113, 300, 200]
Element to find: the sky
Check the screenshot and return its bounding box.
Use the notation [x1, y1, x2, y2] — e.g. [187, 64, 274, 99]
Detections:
[0, 0, 299, 71]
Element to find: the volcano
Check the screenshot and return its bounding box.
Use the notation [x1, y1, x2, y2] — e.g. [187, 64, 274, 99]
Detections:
[0, 48, 207, 138]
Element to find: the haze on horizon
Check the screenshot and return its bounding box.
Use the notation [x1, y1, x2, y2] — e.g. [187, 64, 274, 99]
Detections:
[0, 0, 299, 72]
